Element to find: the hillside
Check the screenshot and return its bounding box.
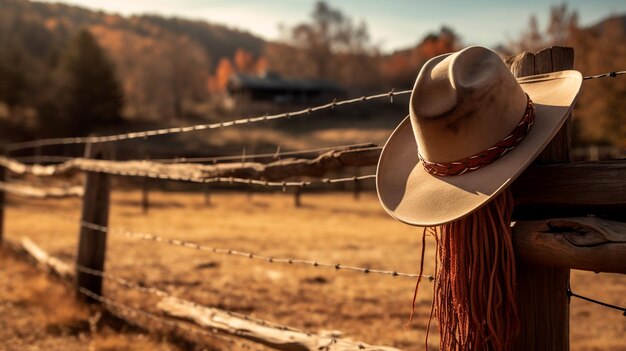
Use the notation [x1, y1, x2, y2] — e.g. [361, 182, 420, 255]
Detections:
[0, 0, 265, 66]
[0, 0, 266, 124]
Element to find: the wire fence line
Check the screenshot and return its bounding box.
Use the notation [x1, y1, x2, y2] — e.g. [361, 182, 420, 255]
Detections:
[5, 89, 410, 151]
[77, 288, 267, 351]
[80, 220, 432, 280]
[13, 143, 381, 166]
[8, 201, 430, 280]
[153, 143, 382, 164]
[5, 68, 625, 153]
[582, 70, 626, 80]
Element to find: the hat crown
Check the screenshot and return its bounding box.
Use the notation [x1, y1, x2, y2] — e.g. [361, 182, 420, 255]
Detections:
[410, 46, 528, 163]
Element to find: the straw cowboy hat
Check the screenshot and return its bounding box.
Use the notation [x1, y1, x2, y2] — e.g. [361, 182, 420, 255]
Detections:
[376, 46, 582, 226]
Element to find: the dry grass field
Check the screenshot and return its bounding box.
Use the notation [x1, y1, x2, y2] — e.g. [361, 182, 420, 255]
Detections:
[2, 190, 625, 350]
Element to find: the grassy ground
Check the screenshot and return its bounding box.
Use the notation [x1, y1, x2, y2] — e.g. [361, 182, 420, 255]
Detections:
[2, 190, 625, 350]
[0, 252, 201, 351]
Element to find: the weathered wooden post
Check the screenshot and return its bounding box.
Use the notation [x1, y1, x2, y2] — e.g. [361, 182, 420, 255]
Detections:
[353, 177, 361, 201]
[203, 183, 211, 206]
[0, 151, 5, 245]
[76, 142, 111, 303]
[294, 187, 302, 208]
[508, 46, 574, 351]
[141, 177, 149, 214]
[140, 146, 149, 214]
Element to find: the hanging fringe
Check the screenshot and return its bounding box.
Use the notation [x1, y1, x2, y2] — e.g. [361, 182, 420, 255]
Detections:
[409, 189, 519, 351]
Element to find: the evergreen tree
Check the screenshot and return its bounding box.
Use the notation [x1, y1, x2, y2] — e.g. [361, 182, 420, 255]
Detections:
[57, 30, 123, 135]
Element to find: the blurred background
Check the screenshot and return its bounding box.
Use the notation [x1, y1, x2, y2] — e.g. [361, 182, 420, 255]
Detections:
[0, 0, 624, 160]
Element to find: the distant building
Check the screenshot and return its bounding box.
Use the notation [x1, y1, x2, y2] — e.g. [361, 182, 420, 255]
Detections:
[226, 72, 344, 105]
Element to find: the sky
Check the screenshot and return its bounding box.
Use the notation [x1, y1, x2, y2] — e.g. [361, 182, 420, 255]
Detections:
[37, 0, 626, 52]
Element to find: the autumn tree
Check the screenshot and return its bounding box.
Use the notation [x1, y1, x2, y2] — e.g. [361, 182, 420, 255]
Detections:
[51, 30, 123, 135]
[381, 26, 461, 89]
[266, 1, 379, 90]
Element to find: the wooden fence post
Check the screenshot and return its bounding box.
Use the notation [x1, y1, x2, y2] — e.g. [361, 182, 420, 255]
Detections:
[353, 177, 361, 201]
[0, 155, 5, 245]
[508, 46, 573, 351]
[76, 142, 111, 303]
[294, 187, 302, 208]
[140, 146, 149, 214]
[141, 177, 149, 214]
[203, 183, 211, 206]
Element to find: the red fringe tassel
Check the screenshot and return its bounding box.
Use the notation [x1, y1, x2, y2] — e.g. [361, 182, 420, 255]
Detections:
[409, 189, 519, 350]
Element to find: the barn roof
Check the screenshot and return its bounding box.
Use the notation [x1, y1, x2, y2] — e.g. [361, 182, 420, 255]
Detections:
[228, 72, 343, 93]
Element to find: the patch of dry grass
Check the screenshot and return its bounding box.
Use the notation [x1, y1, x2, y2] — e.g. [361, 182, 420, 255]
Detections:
[0, 253, 197, 351]
[3, 190, 625, 350]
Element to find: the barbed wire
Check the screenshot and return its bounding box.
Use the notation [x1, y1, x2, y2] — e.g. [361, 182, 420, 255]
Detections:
[568, 288, 626, 316]
[77, 288, 266, 350]
[153, 143, 381, 164]
[5, 69, 625, 152]
[71, 263, 313, 334]
[6, 89, 409, 151]
[79, 220, 431, 280]
[74, 164, 376, 188]
[582, 70, 626, 80]
[11, 202, 430, 280]
[12, 143, 381, 165]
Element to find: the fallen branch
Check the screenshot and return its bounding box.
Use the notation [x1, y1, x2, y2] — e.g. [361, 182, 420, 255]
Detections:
[158, 297, 402, 351]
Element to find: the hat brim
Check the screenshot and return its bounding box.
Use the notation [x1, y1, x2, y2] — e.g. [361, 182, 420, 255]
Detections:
[376, 70, 583, 227]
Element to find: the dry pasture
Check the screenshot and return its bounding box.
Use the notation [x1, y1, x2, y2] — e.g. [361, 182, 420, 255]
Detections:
[2, 189, 625, 350]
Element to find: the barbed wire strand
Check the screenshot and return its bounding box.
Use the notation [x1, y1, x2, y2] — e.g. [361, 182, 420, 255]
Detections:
[6, 89, 410, 151]
[11, 143, 381, 165]
[5, 69, 626, 152]
[152, 143, 381, 164]
[567, 288, 626, 316]
[81, 165, 377, 188]
[77, 288, 266, 350]
[80, 220, 432, 280]
[582, 70, 626, 80]
[11, 202, 430, 280]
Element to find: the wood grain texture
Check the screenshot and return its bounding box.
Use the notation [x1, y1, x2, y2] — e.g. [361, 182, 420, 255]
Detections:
[76, 143, 111, 303]
[513, 217, 626, 274]
[158, 297, 402, 351]
[0, 165, 4, 244]
[508, 46, 573, 351]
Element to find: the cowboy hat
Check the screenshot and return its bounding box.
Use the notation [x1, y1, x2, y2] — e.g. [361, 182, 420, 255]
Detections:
[376, 46, 582, 226]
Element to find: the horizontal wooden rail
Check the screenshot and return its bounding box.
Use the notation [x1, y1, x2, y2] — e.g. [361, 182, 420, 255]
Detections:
[0, 181, 83, 199]
[1, 154, 625, 213]
[513, 217, 626, 274]
[0, 144, 380, 182]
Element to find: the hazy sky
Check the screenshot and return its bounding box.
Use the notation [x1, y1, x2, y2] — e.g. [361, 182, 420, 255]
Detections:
[37, 0, 625, 52]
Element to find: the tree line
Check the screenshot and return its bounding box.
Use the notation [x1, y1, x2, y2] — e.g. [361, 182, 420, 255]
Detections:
[0, 1, 624, 147]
